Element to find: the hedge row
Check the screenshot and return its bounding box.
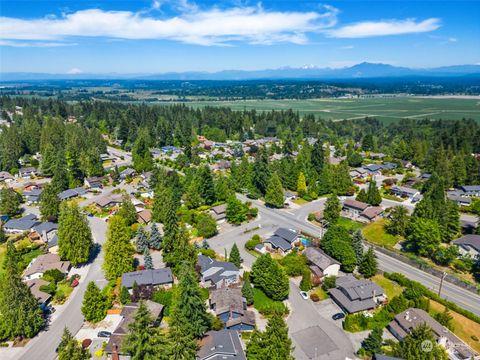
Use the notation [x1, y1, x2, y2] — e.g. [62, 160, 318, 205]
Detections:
[384, 272, 480, 325]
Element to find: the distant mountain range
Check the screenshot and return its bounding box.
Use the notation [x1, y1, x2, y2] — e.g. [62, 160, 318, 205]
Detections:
[2, 62, 480, 82]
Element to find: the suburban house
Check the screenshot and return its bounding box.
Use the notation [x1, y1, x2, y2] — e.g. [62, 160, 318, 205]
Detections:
[390, 185, 420, 200]
[460, 185, 480, 197]
[58, 187, 87, 201]
[137, 209, 152, 224]
[343, 199, 369, 219]
[363, 164, 383, 174]
[388, 308, 479, 360]
[197, 330, 246, 360]
[23, 253, 71, 281]
[329, 275, 386, 314]
[105, 301, 164, 359]
[4, 214, 40, 233]
[263, 227, 301, 255]
[209, 287, 255, 331]
[360, 206, 385, 223]
[452, 234, 480, 258]
[119, 168, 136, 180]
[210, 204, 227, 222]
[121, 268, 174, 291]
[25, 278, 51, 309]
[24, 189, 43, 204]
[304, 247, 340, 280]
[29, 222, 58, 244]
[18, 167, 39, 178]
[84, 176, 104, 189]
[95, 194, 123, 208]
[349, 168, 369, 180]
[0, 171, 14, 182]
[447, 191, 472, 207]
[197, 255, 240, 289]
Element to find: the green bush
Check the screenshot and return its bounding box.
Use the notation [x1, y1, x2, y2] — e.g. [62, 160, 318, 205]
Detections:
[43, 268, 66, 284]
[198, 248, 217, 259]
[39, 282, 56, 295]
[280, 252, 308, 277]
[245, 235, 262, 251]
[322, 276, 337, 291]
[152, 289, 174, 316]
[252, 288, 288, 316]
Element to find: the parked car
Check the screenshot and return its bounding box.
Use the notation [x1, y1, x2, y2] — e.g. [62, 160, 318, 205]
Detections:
[332, 312, 345, 320]
[97, 331, 112, 338]
[300, 291, 309, 300]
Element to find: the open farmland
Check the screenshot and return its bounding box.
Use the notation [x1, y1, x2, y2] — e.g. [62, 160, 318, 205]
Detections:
[168, 97, 480, 123]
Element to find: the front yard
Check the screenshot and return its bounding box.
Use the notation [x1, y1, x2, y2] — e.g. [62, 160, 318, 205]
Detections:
[362, 220, 401, 248]
[338, 217, 365, 232]
[371, 274, 403, 299]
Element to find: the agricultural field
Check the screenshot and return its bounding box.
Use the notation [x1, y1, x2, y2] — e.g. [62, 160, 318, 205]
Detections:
[170, 97, 480, 123]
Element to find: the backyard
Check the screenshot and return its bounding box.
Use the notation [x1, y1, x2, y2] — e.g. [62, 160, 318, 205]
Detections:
[362, 220, 401, 248]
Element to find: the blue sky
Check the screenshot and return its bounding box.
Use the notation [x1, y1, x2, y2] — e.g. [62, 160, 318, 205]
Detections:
[0, 0, 479, 73]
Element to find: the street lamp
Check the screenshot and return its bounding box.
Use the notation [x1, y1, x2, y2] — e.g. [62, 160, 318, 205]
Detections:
[438, 272, 447, 297]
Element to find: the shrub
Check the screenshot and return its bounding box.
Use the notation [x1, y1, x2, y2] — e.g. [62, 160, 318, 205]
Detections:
[245, 235, 262, 251]
[82, 339, 92, 348]
[310, 293, 320, 302]
[252, 288, 289, 316]
[198, 248, 217, 259]
[472, 335, 479, 342]
[280, 252, 308, 277]
[307, 213, 316, 222]
[322, 276, 337, 291]
[43, 269, 66, 283]
[40, 282, 57, 295]
[152, 289, 174, 316]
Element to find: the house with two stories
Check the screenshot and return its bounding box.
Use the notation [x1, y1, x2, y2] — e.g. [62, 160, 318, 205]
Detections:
[198, 255, 240, 289]
[452, 234, 480, 258]
[209, 287, 255, 331]
[342, 199, 370, 220]
[18, 167, 39, 179]
[29, 222, 58, 244]
[263, 228, 300, 255]
[388, 308, 479, 360]
[121, 268, 174, 291]
[210, 204, 227, 222]
[329, 275, 386, 314]
[197, 330, 246, 360]
[304, 247, 340, 280]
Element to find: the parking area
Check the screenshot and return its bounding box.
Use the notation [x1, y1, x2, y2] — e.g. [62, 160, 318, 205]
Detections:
[292, 326, 339, 359]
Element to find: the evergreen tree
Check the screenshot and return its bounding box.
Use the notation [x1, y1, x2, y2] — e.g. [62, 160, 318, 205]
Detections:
[81, 281, 109, 323]
[0, 222, 6, 244]
[265, 172, 284, 208]
[299, 269, 312, 291]
[197, 165, 216, 205]
[149, 224, 162, 250]
[252, 150, 270, 195]
[394, 324, 448, 360]
[352, 230, 365, 265]
[50, 152, 69, 192]
[144, 248, 153, 270]
[171, 263, 211, 338]
[152, 186, 171, 223]
[296, 172, 307, 197]
[251, 254, 289, 301]
[117, 195, 138, 226]
[434, 308, 454, 331]
[40, 142, 57, 177]
[0, 188, 21, 217]
[332, 161, 354, 195]
[214, 176, 232, 202]
[356, 189, 368, 203]
[226, 196, 248, 224]
[323, 194, 341, 225]
[39, 183, 60, 222]
[162, 193, 178, 254]
[164, 227, 196, 275]
[229, 243, 242, 267]
[136, 227, 149, 253]
[123, 301, 169, 360]
[0, 241, 44, 339]
[242, 279, 254, 306]
[195, 213, 218, 238]
[58, 202, 93, 266]
[320, 225, 357, 272]
[358, 247, 378, 278]
[311, 140, 325, 174]
[120, 286, 131, 305]
[317, 163, 333, 195]
[57, 327, 89, 360]
[366, 181, 382, 206]
[385, 206, 409, 237]
[183, 180, 203, 209]
[166, 320, 197, 359]
[361, 328, 383, 355]
[103, 215, 135, 280]
[407, 218, 441, 257]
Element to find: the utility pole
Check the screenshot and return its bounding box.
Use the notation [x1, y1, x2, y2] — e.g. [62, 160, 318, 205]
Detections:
[438, 272, 447, 297]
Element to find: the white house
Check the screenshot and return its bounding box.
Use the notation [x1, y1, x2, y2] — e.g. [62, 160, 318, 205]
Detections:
[304, 247, 340, 279]
[452, 234, 480, 258]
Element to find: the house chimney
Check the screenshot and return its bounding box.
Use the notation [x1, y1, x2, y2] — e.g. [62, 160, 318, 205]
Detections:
[112, 343, 120, 360]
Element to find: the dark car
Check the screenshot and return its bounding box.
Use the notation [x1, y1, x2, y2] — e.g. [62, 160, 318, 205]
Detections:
[97, 331, 112, 338]
[332, 312, 345, 320]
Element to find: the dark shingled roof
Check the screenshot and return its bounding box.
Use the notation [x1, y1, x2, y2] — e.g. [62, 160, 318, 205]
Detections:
[453, 234, 480, 253]
[264, 235, 292, 251]
[273, 227, 298, 243]
[343, 199, 369, 211]
[121, 268, 173, 288]
[197, 330, 246, 360]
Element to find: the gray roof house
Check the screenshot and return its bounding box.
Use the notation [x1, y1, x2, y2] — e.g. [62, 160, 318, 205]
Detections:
[452, 234, 480, 258]
[304, 247, 340, 278]
[94, 194, 123, 208]
[197, 330, 246, 360]
[24, 189, 43, 203]
[209, 287, 255, 331]
[84, 176, 104, 189]
[210, 204, 227, 221]
[388, 308, 478, 360]
[121, 268, 173, 289]
[329, 275, 386, 314]
[4, 214, 40, 233]
[31, 222, 58, 243]
[390, 185, 420, 199]
[0, 171, 14, 182]
[58, 187, 87, 201]
[447, 192, 472, 206]
[460, 185, 480, 197]
[263, 228, 300, 255]
[119, 168, 136, 180]
[363, 164, 383, 173]
[198, 255, 240, 289]
[18, 167, 38, 178]
[25, 278, 52, 308]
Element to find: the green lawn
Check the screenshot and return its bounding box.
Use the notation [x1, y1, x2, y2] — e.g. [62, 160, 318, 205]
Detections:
[371, 274, 403, 299]
[338, 217, 365, 232]
[362, 220, 400, 248]
[252, 287, 288, 315]
[0, 243, 44, 275]
[293, 198, 309, 205]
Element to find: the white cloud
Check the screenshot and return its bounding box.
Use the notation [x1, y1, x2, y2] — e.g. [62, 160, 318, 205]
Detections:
[341, 45, 354, 49]
[0, 4, 338, 46]
[67, 67, 82, 74]
[328, 18, 441, 38]
[0, 40, 76, 47]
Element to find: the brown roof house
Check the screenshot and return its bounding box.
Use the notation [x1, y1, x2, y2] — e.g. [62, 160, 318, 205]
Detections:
[329, 275, 386, 314]
[210, 204, 227, 222]
[304, 247, 340, 280]
[359, 206, 384, 223]
[25, 278, 52, 309]
[388, 308, 479, 360]
[23, 253, 71, 281]
[137, 209, 152, 224]
[342, 199, 369, 219]
[209, 287, 255, 331]
[105, 301, 164, 359]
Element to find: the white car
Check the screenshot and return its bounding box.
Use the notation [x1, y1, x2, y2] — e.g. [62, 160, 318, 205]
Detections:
[300, 291, 309, 300]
